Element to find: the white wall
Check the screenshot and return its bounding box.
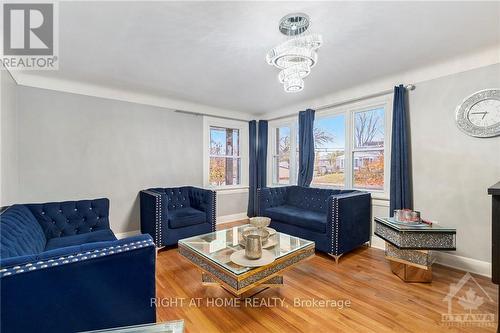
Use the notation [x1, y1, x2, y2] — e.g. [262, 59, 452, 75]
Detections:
[7, 85, 248, 233]
[409, 64, 500, 263]
[0, 68, 18, 205]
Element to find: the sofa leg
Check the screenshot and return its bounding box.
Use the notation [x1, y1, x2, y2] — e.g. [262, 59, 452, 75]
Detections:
[329, 253, 343, 264]
[365, 240, 371, 247]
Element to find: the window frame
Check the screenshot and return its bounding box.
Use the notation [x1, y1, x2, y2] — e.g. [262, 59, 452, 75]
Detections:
[267, 95, 392, 199]
[203, 116, 249, 190]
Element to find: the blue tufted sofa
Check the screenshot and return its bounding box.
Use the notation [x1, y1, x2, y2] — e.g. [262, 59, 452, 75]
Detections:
[0, 198, 156, 333]
[140, 186, 216, 247]
[258, 186, 371, 261]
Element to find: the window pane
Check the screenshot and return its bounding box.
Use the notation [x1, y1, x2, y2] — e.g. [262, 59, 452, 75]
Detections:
[210, 128, 225, 156]
[209, 157, 240, 186]
[312, 115, 346, 187]
[276, 127, 290, 184]
[209, 157, 225, 186]
[354, 108, 385, 148]
[210, 127, 240, 156]
[353, 150, 384, 190]
[272, 127, 291, 185]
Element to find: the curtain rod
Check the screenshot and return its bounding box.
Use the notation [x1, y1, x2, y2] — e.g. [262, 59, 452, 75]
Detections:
[268, 84, 415, 121]
[174, 109, 248, 122]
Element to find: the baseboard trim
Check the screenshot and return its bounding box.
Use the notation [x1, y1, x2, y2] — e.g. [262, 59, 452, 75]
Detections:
[370, 235, 492, 278]
[217, 213, 248, 224]
[115, 230, 141, 239]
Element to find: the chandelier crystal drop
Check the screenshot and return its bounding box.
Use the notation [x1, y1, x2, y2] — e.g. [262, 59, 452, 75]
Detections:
[266, 14, 322, 93]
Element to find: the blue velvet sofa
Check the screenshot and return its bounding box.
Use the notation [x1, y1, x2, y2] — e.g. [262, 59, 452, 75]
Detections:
[258, 186, 371, 260]
[140, 186, 216, 247]
[0, 198, 156, 333]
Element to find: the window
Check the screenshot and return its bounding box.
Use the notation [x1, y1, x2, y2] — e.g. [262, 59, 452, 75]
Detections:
[352, 108, 385, 190]
[312, 104, 387, 192]
[209, 127, 241, 186]
[204, 117, 248, 189]
[269, 122, 298, 186]
[312, 114, 346, 187]
[268, 97, 390, 196]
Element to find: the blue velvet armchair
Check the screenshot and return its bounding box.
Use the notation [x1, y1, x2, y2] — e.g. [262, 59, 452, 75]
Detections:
[258, 186, 371, 261]
[0, 198, 156, 333]
[140, 186, 216, 247]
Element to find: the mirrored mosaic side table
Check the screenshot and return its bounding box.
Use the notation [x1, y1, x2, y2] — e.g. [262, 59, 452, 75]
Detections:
[374, 217, 456, 283]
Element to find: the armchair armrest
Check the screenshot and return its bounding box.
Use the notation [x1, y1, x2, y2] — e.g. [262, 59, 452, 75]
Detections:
[140, 190, 168, 246]
[1, 234, 156, 333]
[258, 187, 288, 215]
[327, 192, 371, 255]
[188, 187, 216, 231]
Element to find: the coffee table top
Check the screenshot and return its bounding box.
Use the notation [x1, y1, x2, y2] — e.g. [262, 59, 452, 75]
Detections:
[178, 225, 314, 275]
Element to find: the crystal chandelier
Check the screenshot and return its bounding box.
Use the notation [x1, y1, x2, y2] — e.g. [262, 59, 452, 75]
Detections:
[266, 13, 322, 93]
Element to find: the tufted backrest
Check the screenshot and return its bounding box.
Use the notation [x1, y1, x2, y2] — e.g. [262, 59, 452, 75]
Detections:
[150, 187, 192, 211]
[0, 205, 47, 259]
[26, 198, 110, 240]
[286, 186, 357, 213]
[264, 187, 289, 207]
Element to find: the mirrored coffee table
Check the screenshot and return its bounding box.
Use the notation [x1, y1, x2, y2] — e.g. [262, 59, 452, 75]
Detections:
[178, 225, 315, 297]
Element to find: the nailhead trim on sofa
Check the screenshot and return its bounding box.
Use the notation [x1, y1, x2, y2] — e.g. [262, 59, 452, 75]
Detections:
[0, 239, 155, 277]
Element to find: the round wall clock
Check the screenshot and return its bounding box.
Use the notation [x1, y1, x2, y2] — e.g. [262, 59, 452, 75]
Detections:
[455, 88, 500, 138]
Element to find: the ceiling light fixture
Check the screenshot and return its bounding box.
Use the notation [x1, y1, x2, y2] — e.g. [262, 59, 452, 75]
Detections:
[266, 13, 322, 93]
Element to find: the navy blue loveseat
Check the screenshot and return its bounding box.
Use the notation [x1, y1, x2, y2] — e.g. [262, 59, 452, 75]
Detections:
[0, 198, 156, 333]
[140, 186, 216, 247]
[258, 186, 371, 261]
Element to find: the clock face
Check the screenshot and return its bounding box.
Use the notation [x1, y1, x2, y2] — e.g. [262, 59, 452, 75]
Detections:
[456, 89, 500, 138]
[467, 99, 500, 127]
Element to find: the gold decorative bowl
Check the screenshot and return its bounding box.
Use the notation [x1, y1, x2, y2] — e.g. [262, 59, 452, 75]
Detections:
[242, 228, 270, 243]
[249, 216, 271, 229]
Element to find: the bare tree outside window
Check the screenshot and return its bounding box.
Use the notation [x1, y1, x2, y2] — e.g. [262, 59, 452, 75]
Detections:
[353, 108, 385, 190]
[355, 109, 384, 148]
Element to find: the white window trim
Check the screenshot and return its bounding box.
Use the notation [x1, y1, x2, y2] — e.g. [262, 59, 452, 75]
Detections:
[203, 116, 249, 190]
[267, 117, 298, 187]
[266, 95, 392, 200]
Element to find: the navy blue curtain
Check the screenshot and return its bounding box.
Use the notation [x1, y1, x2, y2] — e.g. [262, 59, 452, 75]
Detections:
[247, 121, 258, 217]
[298, 109, 315, 187]
[257, 120, 268, 189]
[390, 85, 412, 215]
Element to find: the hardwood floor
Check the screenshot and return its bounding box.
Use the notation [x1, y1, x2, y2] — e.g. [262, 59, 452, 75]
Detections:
[156, 222, 498, 333]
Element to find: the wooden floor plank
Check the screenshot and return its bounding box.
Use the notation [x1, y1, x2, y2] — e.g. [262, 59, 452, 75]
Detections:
[155, 222, 498, 332]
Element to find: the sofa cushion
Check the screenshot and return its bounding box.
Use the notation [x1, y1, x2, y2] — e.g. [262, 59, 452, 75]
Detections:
[0, 205, 47, 259]
[44, 229, 117, 251]
[265, 204, 327, 233]
[168, 207, 206, 229]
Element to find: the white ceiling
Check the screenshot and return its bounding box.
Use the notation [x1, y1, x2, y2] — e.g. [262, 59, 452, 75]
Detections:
[19, 1, 500, 115]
